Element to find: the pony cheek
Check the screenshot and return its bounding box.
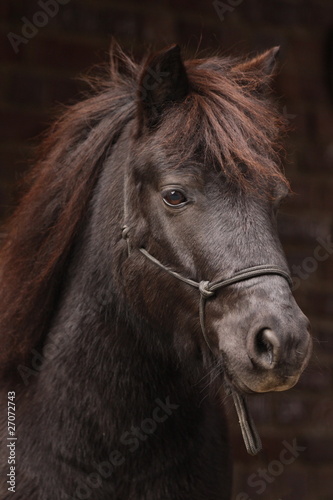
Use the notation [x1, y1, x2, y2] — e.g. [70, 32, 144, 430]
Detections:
[123, 264, 199, 343]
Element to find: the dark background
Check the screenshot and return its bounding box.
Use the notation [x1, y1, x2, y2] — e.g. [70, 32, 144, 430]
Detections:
[1, 1, 332, 499]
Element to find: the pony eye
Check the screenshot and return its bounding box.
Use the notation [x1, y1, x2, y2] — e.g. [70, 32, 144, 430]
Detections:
[162, 189, 187, 207]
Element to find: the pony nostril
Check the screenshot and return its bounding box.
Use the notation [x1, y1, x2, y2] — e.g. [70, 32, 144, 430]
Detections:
[252, 328, 281, 369]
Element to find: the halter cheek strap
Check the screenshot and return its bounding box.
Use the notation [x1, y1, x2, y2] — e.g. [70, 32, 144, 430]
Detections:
[121, 225, 292, 456]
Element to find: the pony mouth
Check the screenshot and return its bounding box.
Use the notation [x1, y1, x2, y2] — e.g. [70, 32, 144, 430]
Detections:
[222, 356, 301, 395]
[226, 370, 300, 394]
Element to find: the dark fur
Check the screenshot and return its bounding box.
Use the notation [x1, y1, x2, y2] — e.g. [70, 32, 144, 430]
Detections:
[0, 43, 305, 500]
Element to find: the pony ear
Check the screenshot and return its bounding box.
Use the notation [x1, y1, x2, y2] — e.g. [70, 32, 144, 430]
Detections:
[232, 46, 280, 79]
[137, 44, 189, 130]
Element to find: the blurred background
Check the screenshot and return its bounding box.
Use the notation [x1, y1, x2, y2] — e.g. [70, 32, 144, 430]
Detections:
[0, 1, 332, 499]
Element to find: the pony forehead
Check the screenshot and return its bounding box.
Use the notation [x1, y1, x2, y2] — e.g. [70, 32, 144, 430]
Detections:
[145, 59, 289, 194]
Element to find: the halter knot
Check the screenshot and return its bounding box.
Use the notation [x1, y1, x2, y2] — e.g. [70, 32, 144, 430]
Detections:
[199, 281, 214, 298]
[122, 225, 130, 240]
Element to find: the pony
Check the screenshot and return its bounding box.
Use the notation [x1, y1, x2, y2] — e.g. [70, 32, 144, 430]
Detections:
[0, 43, 312, 500]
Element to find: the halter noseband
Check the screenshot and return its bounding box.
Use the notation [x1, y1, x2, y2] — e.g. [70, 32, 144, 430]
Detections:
[121, 211, 292, 457]
[137, 244, 292, 349]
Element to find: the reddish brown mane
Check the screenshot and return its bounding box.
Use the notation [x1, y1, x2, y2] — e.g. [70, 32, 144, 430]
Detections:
[0, 45, 289, 378]
[0, 46, 137, 378]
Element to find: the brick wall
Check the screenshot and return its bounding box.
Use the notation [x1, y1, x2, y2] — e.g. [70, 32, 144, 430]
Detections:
[1, 1, 332, 499]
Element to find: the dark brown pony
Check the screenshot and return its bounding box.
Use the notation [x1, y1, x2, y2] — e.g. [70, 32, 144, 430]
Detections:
[0, 43, 311, 500]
